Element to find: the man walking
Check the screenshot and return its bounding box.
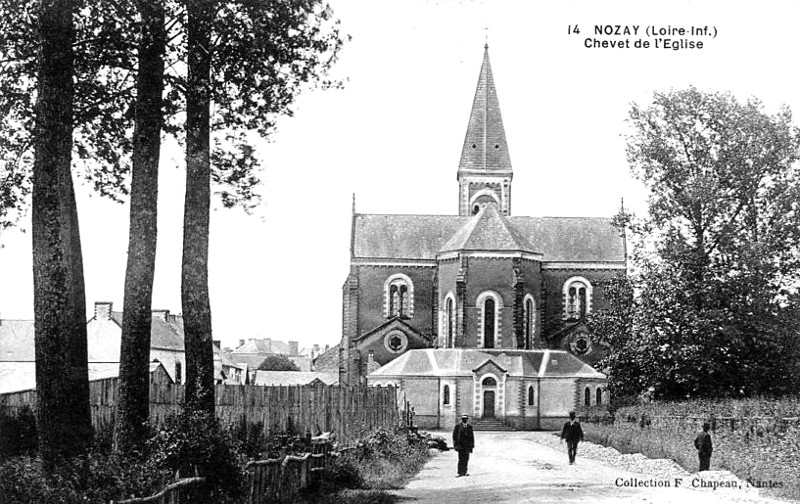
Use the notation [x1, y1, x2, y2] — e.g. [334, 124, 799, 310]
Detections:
[694, 422, 713, 471]
[560, 411, 584, 465]
[452, 414, 475, 477]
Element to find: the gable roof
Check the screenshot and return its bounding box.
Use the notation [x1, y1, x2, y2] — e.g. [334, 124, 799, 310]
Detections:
[458, 45, 512, 175]
[439, 203, 535, 254]
[313, 344, 340, 373]
[353, 213, 624, 262]
[110, 311, 184, 351]
[368, 349, 605, 379]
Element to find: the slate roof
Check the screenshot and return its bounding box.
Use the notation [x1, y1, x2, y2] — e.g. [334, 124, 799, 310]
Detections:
[313, 344, 340, 373]
[0, 320, 35, 361]
[439, 203, 536, 253]
[253, 371, 339, 386]
[353, 213, 624, 262]
[458, 45, 512, 174]
[110, 311, 184, 351]
[233, 339, 291, 355]
[368, 349, 605, 379]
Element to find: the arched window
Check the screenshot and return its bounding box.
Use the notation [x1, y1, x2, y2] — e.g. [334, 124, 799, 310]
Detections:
[174, 361, 182, 384]
[523, 295, 536, 349]
[563, 277, 593, 320]
[584, 386, 591, 406]
[384, 274, 414, 318]
[445, 295, 455, 348]
[484, 299, 495, 348]
[443, 385, 450, 405]
[596, 387, 603, 405]
[527, 385, 535, 406]
[477, 291, 502, 348]
[482, 376, 497, 387]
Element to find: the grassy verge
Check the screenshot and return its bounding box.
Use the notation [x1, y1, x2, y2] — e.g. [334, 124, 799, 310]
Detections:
[300, 428, 434, 504]
[583, 422, 800, 501]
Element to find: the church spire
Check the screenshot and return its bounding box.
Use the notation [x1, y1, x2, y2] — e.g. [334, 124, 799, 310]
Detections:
[458, 45, 513, 216]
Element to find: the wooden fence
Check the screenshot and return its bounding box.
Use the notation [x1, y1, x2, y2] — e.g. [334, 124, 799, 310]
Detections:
[0, 379, 399, 446]
[246, 442, 330, 504]
[111, 477, 206, 504]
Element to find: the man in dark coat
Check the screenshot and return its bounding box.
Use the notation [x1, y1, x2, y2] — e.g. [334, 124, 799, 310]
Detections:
[452, 414, 475, 477]
[694, 422, 713, 471]
[560, 411, 584, 465]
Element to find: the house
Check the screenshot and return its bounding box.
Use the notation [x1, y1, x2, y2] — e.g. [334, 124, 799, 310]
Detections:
[0, 319, 36, 393]
[87, 301, 186, 383]
[252, 370, 339, 387]
[340, 46, 622, 428]
[230, 338, 311, 371]
[312, 344, 340, 373]
[214, 341, 245, 384]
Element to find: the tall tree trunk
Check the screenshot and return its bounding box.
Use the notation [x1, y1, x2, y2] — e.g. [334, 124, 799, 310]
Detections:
[32, 0, 92, 464]
[115, 0, 166, 452]
[182, 0, 215, 416]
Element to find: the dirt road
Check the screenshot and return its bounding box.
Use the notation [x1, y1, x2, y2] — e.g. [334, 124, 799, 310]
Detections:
[393, 431, 788, 504]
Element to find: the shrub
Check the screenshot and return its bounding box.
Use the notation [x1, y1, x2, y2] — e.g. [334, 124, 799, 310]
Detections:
[147, 409, 247, 503]
[0, 405, 37, 457]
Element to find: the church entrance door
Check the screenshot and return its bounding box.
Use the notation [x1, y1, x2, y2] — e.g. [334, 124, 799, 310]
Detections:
[483, 390, 495, 418]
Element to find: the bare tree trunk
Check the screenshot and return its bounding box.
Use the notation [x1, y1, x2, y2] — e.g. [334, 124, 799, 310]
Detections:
[115, 0, 166, 453]
[182, 0, 215, 416]
[32, 0, 92, 465]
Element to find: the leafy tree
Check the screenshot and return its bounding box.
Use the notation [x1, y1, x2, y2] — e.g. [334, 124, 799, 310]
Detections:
[257, 354, 300, 372]
[178, 0, 346, 415]
[592, 88, 800, 400]
[31, 0, 92, 464]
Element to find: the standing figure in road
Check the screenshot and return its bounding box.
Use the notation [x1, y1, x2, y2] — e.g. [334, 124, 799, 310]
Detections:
[560, 411, 584, 465]
[452, 414, 475, 477]
[694, 422, 713, 471]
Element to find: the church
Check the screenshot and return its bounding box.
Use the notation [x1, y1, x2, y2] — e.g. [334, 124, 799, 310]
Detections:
[338, 46, 625, 429]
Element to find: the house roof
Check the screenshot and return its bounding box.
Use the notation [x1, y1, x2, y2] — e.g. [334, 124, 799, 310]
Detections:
[253, 371, 339, 386]
[233, 338, 291, 355]
[110, 311, 184, 351]
[0, 320, 35, 361]
[368, 349, 605, 380]
[353, 213, 624, 262]
[439, 203, 535, 253]
[313, 344, 340, 373]
[458, 45, 512, 175]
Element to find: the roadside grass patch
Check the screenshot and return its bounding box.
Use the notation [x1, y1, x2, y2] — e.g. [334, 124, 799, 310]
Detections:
[582, 397, 800, 502]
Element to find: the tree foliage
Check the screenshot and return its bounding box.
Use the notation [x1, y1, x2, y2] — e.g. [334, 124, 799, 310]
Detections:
[591, 88, 800, 400]
[257, 354, 300, 372]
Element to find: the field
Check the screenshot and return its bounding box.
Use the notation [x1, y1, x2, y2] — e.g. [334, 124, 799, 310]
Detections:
[580, 397, 800, 501]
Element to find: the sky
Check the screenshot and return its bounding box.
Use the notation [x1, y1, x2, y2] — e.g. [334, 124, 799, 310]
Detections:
[1, 0, 799, 351]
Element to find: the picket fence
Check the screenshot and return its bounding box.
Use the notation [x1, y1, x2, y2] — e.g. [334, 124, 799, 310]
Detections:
[0, 378, 399, 446]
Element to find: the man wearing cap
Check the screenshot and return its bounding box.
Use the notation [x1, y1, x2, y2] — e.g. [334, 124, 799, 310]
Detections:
[560, 411, 584, 465]
[452, 414, 475, 477]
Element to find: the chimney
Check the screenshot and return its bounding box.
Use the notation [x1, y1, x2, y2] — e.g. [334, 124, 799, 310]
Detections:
[151, 309, 169, 321]
[289, 341, 299, 356]
[325, 344, 330, 352]
[213, 340, 221, 349]
[238, 339, 245, 348]
[94, 301, 112, 320]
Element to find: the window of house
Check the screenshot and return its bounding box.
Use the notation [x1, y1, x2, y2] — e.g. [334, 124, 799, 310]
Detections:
[527, 385, 535, 406]
[563, 277, 593, 320]
[384, 274, 414, 319]
[596, 387, 603, 405]
[443, 385, 450, 405]
[175, 361, 182, 384]
[482, 376, 497, 387]
[584, 386, 591, 406]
